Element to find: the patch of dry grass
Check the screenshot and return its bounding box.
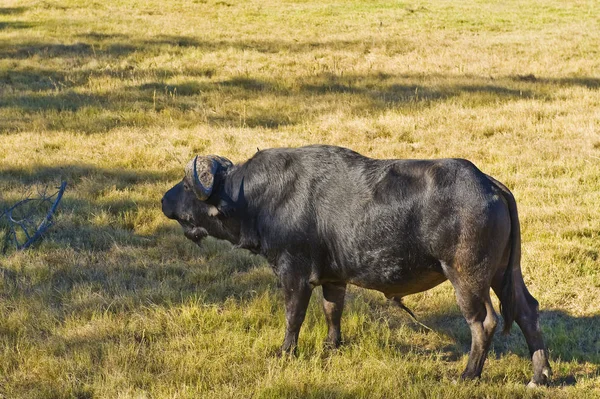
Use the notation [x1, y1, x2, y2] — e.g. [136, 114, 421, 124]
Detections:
[1, 0, 599, 397]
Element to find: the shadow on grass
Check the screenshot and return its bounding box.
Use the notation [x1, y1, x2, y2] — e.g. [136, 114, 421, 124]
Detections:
[0, 232, 271, 313]
[511, 74, 600, 89]
[0, 7, 28, 15]
[1, 224, 598, 389]
[351, 291, 599, 386]
[260, 384, 356, 398]
[2, 33, 600, 133]
[0, 70, 540, 132]
[0, 162, 272, 308]
[419, 307, 600, 367]
[0, 163, 172, 186]
[0, 21, 34, 30]
[1, 165, 598, 388]
[1, 158, 598, 367]
[0, 163, 169, 250]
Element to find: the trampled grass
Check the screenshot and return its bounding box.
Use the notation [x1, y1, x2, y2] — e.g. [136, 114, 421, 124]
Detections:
[1, 0, 599, 397]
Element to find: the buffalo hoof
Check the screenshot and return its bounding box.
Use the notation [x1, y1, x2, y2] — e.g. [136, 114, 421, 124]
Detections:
[529, 350, 552, 387]
[527, 367, 551, 388]
[275, 346, 298, 358]
[454, 375, 479, 386]
[323, 339, 342, 350]
[459, 372, 480, 381]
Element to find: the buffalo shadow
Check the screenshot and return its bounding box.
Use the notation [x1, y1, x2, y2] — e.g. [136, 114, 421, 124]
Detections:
[421, 305, 600, 367]
[356, 295, 600, 386]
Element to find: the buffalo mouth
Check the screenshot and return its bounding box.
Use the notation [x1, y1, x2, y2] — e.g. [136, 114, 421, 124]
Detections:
[178, 220, 208, 243]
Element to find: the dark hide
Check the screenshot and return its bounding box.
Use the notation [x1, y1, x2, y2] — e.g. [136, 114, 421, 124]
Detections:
[161, 145, 551, 385]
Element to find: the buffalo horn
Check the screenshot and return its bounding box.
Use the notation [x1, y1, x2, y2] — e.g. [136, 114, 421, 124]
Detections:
[185, 156, 219, 200]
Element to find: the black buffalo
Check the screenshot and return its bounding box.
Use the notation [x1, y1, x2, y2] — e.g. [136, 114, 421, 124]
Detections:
[161, 145, 551, 386]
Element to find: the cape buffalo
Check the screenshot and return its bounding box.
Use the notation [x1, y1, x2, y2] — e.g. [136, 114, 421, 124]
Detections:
[161, 145, 551, 386]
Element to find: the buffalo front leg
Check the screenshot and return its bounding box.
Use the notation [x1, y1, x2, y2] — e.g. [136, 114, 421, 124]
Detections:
[280, 278, 313, 355]
[322, 283, 346, 349]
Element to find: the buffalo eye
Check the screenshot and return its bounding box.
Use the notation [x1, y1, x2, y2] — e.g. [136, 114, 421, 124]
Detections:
[183, 182, 190, 191]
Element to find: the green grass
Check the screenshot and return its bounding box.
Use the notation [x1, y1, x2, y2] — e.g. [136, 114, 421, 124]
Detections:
[1, 0, 599, 397]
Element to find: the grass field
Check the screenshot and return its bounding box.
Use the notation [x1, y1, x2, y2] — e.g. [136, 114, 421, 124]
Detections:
[1, 0, 599, 397]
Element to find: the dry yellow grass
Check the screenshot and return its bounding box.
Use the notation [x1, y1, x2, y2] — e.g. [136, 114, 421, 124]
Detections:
[1, 0, 599, 397]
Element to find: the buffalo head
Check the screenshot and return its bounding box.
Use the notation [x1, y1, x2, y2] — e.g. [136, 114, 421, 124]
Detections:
[161, 155, 240, 244]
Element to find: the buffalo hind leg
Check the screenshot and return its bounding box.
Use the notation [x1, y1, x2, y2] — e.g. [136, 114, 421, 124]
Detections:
[322, 283, 346, 348]
[280, 277, 313, 355]
[460, 292, 498, 379]
[446, 269, 498, 380]
[518, 289, 551, 387]
[492, 275, 551, 386]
